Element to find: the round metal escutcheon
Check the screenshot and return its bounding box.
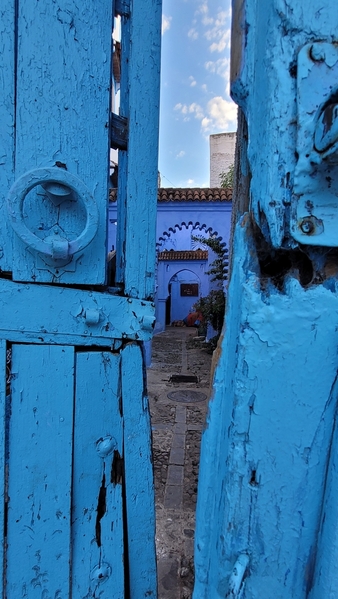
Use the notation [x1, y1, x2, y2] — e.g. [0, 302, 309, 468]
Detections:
[7, 167, 99, 263]
[167, 390, 207, 403]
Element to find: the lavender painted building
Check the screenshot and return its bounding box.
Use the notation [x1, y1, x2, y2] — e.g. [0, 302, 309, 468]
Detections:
[109, 187, 232, 333]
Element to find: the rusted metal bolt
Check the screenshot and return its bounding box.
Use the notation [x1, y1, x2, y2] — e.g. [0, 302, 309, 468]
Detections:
[300, 218, 315, 235]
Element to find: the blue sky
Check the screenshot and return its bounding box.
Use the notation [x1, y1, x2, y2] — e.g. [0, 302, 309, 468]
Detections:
[159, 0, 237, 188]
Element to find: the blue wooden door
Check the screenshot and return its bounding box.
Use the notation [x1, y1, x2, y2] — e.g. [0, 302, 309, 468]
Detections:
[0, 0, 162, 596]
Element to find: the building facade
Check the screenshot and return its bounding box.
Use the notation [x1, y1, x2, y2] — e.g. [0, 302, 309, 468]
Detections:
[210, 132, 236, 187]
[109, 187, 232, 333]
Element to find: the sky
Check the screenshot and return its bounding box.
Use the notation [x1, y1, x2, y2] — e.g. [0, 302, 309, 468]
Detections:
[158, 0, 237, 189]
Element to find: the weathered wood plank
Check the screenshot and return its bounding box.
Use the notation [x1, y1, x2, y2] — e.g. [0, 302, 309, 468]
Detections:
[0, 278, 155, 345]
[194, 218, 338, 598]
[12, 0, 114, 284]
[122, 342, 157, 598]
[111, 113, 128, 151]
[116, 0, 162, 299]
[0, 341, 6, 599]
[0, 4, 15, 271]
[72, 351, 124, 598]
[115, 0, 130, 17]
[6, 345, 74, 597]
[115, 12, 130, 287]
[307, 387, 338, 598]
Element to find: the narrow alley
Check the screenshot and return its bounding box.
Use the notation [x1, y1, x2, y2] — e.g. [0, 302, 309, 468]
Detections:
[147, 327, 213, 599]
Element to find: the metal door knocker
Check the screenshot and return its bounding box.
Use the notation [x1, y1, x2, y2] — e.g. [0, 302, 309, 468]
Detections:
[7, 167, 99, 266]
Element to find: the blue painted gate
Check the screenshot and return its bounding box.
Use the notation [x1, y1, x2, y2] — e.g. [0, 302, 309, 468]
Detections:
[1, 0, 161, 596]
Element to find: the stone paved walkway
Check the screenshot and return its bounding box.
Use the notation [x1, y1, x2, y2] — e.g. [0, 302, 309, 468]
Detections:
[147, 327, 212, 599]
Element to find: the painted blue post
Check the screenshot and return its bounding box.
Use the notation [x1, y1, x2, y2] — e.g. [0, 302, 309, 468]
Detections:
[194, 1, 338, 597]
[115, 0, 162, 299]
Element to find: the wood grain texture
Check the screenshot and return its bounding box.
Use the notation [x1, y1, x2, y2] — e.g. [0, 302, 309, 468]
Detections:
[122, 343, 157, 598]
[194, 219, 338, 598]
[0, 278, 155, 345]
[0, 4, 14, 271]
[12, 0, 114, 284]
[6, 345, 74, 597]
[0, 341, 6, 599]
[116, 0, 162, 299]
[72, 351, 124, 598]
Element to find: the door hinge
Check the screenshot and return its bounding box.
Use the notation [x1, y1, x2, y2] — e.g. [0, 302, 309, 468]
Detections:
[111, 113, 128, 151]
[115, 0, 130, 17]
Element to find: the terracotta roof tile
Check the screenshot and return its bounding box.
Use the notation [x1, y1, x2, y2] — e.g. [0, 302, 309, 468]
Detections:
[158, 250, 208, 261]
[109, 187, 232, 203]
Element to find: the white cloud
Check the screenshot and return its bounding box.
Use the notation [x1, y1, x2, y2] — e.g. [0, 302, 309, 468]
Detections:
[195, 2, 213, 25]
[188, 28, 199, 40]
[162, 15, 172, 34]
[196, 2, 208, 15]
[202, 96, 237, 132]
[202, 15, 213, 25]
[201, 116, 211, 129]
[201, 83, 207, 92]
[203, 9, 231, 53]
[174, 96, 237, 135]
[189, 76, 197, 87]
[205, 57, 230, 80]
[210, 30, 230, 53]
[188, 103, 204, 119]
[176, 150, 186, 159]
[175, 102, 204, 121]
[187, 178, 194, 185]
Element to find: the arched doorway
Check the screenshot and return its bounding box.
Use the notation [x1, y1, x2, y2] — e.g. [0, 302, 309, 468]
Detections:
[167, 269, 201, 323]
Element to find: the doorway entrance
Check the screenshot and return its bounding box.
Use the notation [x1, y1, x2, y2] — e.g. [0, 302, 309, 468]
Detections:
[167, 269, 201, 324]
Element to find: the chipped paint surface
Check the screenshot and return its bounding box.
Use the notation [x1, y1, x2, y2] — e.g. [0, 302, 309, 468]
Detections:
[1, 0, 162, 595]
[195, 1, 338, 595]
[231, 0, 338, 250]
[195, 218, 338, 597]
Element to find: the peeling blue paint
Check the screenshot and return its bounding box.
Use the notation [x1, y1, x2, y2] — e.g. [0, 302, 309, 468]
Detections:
[195, 2, 338, 596]
[1, 0, 162, 595]
[195, 217, 338, 597]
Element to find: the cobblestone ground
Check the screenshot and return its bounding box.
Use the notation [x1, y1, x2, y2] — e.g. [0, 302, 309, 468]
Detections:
[147, 327, 212, 599]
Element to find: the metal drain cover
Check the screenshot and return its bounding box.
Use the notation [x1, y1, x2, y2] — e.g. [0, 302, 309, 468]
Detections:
[167, 390, 207, 403]
[170, 374, 198, 383]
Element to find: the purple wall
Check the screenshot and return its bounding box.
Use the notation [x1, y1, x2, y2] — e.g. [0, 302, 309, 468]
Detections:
[109, 197, 232, 333]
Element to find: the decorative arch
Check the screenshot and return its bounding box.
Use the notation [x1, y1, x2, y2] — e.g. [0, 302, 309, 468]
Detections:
[167, 268, 201, 293]
[156, 221, 227, 253]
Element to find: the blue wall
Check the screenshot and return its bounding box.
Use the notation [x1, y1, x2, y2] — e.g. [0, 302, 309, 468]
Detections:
[109, 197, 232, 332]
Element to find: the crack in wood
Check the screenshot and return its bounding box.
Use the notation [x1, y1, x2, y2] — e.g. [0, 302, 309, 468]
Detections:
[95, 473, 107, 547]
[111, 450, 123, 485]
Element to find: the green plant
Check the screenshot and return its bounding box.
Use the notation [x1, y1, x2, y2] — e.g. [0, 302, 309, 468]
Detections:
[192, 235, 228, 283]
[219, 163, 234, 188]
[192, 235, 228, 334]
[194, 289, 225, 333]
